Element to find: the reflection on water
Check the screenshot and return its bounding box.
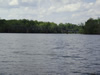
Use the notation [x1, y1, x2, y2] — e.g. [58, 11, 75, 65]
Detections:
[0, 34, 100, 75]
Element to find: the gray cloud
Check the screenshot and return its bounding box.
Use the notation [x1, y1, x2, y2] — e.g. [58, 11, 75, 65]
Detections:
[0, 0, 99, 24]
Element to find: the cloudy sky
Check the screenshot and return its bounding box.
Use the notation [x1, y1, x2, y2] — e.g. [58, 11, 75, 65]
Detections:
[0, 0, 100, 24]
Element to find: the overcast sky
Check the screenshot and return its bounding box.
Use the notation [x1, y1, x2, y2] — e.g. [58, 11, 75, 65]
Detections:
[0, 0, 100, 24]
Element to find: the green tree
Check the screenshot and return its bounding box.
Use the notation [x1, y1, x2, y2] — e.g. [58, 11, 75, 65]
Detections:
[84, 18, 100, 34]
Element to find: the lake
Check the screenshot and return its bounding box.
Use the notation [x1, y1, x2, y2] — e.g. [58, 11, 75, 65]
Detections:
[0, 34, 100, 75]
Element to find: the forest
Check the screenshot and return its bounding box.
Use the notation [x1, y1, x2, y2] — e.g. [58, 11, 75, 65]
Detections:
[83, 18, 100, 34]
[0, 18, 100, 34]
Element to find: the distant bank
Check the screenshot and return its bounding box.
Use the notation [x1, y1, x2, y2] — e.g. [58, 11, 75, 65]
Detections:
[0, 18, 100, 34]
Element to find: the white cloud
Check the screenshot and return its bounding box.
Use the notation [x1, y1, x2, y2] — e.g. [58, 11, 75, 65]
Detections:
[0, 0, 99, 24]
[21, 0, 36, 3]
[9, 0, 19, 6]
[56, 2, 81, 12]
[95, 0, 100, 5]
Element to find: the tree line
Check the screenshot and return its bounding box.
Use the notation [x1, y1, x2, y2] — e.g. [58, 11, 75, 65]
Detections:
[83, 18, 100, 34]
[0, 19, 80, 33]
[0, 18, 100, 34]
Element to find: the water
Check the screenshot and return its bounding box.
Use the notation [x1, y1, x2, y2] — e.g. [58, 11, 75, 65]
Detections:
[0, 34, 100, 75]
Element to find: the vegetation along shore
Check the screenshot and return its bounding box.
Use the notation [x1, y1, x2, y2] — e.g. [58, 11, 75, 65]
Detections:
[0, 18, 100, 34]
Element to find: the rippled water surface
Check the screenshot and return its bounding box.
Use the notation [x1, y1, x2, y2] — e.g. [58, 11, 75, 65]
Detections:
[0, 34, 100, 75]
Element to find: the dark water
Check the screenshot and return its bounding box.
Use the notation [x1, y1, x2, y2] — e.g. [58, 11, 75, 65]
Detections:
[0, 34, 100, 75]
